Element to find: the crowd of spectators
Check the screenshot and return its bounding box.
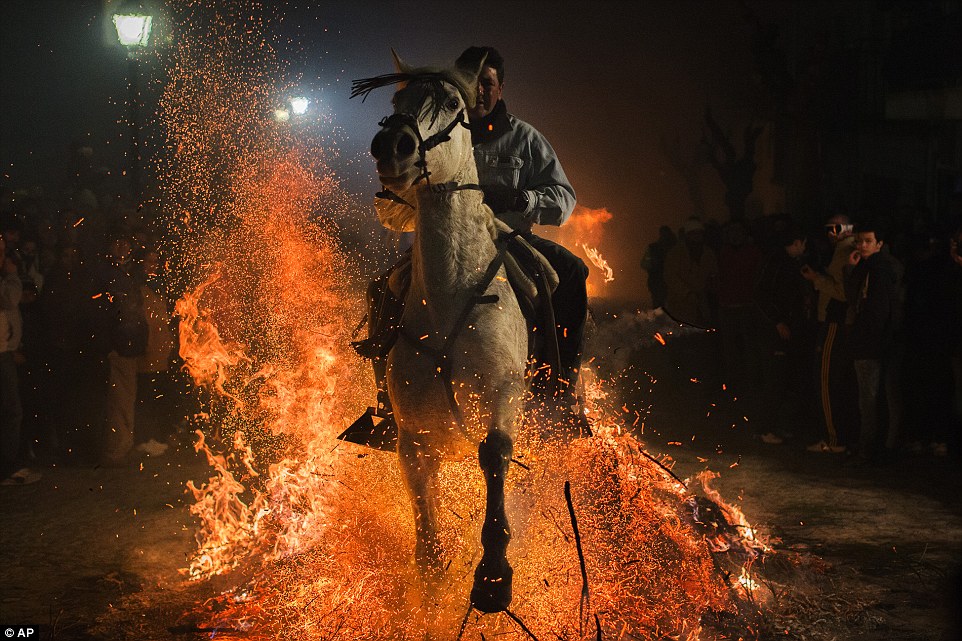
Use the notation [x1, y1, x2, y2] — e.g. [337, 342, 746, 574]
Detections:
[0, 184, 184, 486]
[643, 210, 962, 464]
[4, 151, 961, 486]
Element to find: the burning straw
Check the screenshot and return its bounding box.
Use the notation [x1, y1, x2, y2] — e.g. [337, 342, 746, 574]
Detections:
[147, 2, 771, 639]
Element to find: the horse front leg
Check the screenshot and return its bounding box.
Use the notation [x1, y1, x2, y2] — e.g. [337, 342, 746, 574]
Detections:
[398, 432, 444, 589]
[471, 428, 513, 613]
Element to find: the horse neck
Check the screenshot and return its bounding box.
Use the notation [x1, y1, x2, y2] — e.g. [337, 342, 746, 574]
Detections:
[410, 161, 496, 313]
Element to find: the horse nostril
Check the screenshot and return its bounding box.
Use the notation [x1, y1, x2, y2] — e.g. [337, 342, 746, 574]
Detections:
[371, 133, 386, 160]
[396, 132, 416, 158]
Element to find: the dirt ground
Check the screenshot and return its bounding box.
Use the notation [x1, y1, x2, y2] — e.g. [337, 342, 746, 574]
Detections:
[1, 323, 960, 640]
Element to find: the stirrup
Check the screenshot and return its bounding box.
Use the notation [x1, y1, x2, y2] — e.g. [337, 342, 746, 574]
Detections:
[337, 407, 399, 452]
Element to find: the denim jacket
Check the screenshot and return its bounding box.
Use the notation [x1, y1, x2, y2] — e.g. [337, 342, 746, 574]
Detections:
[472, 102, 576, 231]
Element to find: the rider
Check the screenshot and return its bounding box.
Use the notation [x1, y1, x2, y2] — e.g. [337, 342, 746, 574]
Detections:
[455, 45, 589, 421]
[347, 46, 589, 443]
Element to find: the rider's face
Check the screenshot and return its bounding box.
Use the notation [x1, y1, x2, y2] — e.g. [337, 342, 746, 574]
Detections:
[469, 65, 502, 120]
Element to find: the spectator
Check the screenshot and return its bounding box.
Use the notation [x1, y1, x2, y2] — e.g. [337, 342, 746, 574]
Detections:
[846, 223, 900, 463]
[98, 234, 148, 467]
[949, 228, 962, 456]
[134, 248, 177, 456]
[801, 215, 858, 454]
[898, 228, 953, 456]
[716, 220, 763, 394]
[641, 225, 676, 309]
[664, 217, 718, 328]
[35, 243, 107, 463]
[1, 235, 39, 485]
[753, 224, 815, 443]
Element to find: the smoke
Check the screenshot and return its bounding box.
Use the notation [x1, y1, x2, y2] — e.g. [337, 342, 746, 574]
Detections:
[586, 307, 706, 375]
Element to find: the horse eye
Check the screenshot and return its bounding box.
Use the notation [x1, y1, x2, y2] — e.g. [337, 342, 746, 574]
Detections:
[445, 98, 460, 110]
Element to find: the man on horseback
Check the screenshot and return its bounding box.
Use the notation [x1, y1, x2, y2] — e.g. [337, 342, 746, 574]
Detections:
[346, 46, 590, 445]
[456, 46, 589, 426]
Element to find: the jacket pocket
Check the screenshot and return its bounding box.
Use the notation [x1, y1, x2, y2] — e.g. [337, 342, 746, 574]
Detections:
[476, 153, 524, 188]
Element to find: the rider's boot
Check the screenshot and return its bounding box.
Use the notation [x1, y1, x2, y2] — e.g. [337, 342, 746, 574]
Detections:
[339, 357, 399, 451]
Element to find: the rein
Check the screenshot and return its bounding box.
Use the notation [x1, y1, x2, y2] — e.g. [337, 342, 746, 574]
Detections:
[374, 109, 484, 208]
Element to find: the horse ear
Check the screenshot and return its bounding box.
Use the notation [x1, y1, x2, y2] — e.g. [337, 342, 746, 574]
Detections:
[454, 49, 488, 82]
[451, 50, 487, 108]
[391, 49, 412, 74]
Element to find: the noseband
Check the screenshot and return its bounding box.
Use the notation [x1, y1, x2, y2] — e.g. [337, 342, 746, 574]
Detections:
[375, 108, 483, 208]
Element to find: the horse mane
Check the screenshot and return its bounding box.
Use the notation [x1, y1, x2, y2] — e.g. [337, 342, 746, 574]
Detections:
[352, 68, 477, 126]
[350, 72, 452, 127]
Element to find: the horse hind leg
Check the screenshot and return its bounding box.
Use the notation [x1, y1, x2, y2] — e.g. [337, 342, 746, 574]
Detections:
[470, 429, 514, 613]
[398, 435, 444, 589]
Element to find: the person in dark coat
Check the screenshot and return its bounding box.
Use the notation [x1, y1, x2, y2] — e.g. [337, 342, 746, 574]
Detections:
[846, 223, 900, 462]
[641, 225, 676, 309]
[753, 224, 814, 442]
[98, 234, 148, 466]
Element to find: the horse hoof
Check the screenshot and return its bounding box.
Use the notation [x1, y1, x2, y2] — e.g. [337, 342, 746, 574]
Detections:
[470, 557, 513, 613]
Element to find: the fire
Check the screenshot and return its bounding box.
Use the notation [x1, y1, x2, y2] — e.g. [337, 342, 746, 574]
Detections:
[692, 470, 769, 558]
[541, 206, 616, 297]
[152, 4, 768, 639]
[175, 271, 251, 405]
[580, 243, 614, 282]
[564, 205, 614, 247]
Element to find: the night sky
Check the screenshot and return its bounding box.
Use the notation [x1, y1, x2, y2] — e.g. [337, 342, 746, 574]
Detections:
[1, 0, 859, 298]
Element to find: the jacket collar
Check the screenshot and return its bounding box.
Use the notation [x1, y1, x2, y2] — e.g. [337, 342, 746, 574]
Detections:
[469, 100, 512, 145]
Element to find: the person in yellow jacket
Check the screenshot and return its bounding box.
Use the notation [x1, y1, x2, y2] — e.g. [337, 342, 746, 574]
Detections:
[802, 215, 858, 453]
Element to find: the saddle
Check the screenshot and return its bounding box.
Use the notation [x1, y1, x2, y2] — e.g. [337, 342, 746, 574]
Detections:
[352, 222, 559, 364]
[341, 226, 560, 450]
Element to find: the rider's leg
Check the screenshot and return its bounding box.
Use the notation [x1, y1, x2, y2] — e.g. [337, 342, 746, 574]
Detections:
[372, 356, 392, 419]
[347, 257, 410, 441]
[521, 234, 590, 404]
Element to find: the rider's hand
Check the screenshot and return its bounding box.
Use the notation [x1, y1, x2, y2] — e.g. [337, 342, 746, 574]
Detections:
[481, 184, 525, 214]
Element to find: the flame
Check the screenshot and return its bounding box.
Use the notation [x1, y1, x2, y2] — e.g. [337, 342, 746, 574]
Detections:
[540, 206, 616, 297]
[152, 5, 767, 639]
[580, 243, 615, 282]
[564, 205, 614, 247]
[693, 470, 770, 558]
[175, 270, 251, 405]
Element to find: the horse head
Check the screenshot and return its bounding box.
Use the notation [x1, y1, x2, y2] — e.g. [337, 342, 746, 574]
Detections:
[355, 51, 486, 194]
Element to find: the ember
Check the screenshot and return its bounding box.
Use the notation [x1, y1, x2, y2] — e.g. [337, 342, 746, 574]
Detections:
[154, 3, 767, 639]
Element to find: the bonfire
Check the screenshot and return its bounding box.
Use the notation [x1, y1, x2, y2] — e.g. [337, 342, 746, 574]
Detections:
[103, 2, 773, 638]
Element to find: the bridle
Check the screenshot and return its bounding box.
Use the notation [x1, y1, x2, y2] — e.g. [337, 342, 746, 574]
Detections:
[371, 87, 516, 431]
[374, 100, 484, 208]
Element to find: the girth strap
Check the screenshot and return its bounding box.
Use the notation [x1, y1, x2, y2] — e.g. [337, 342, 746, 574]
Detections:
[400, 229, 520, 429]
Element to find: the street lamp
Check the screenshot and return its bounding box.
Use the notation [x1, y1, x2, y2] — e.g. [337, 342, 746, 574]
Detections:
[112, 12, 152, 47]
[289, 97, 310, 116]
[112, 1, 153, 201]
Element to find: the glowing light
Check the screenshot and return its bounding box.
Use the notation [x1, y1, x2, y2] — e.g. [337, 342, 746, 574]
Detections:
[289, 97, 310, 115]
[112, 14, 152, 48]
[273, 108, 290, 122]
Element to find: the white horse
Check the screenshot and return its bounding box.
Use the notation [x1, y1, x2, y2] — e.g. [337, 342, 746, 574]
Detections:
[353, 53, 527, 613]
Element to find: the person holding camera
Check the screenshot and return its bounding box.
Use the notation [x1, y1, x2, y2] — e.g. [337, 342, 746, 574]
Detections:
[801, 215, 858, 454]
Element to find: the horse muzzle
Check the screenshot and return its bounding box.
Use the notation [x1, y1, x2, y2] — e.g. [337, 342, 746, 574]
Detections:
[372, 125, 421, 189]
[371, 124, 418, 163]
